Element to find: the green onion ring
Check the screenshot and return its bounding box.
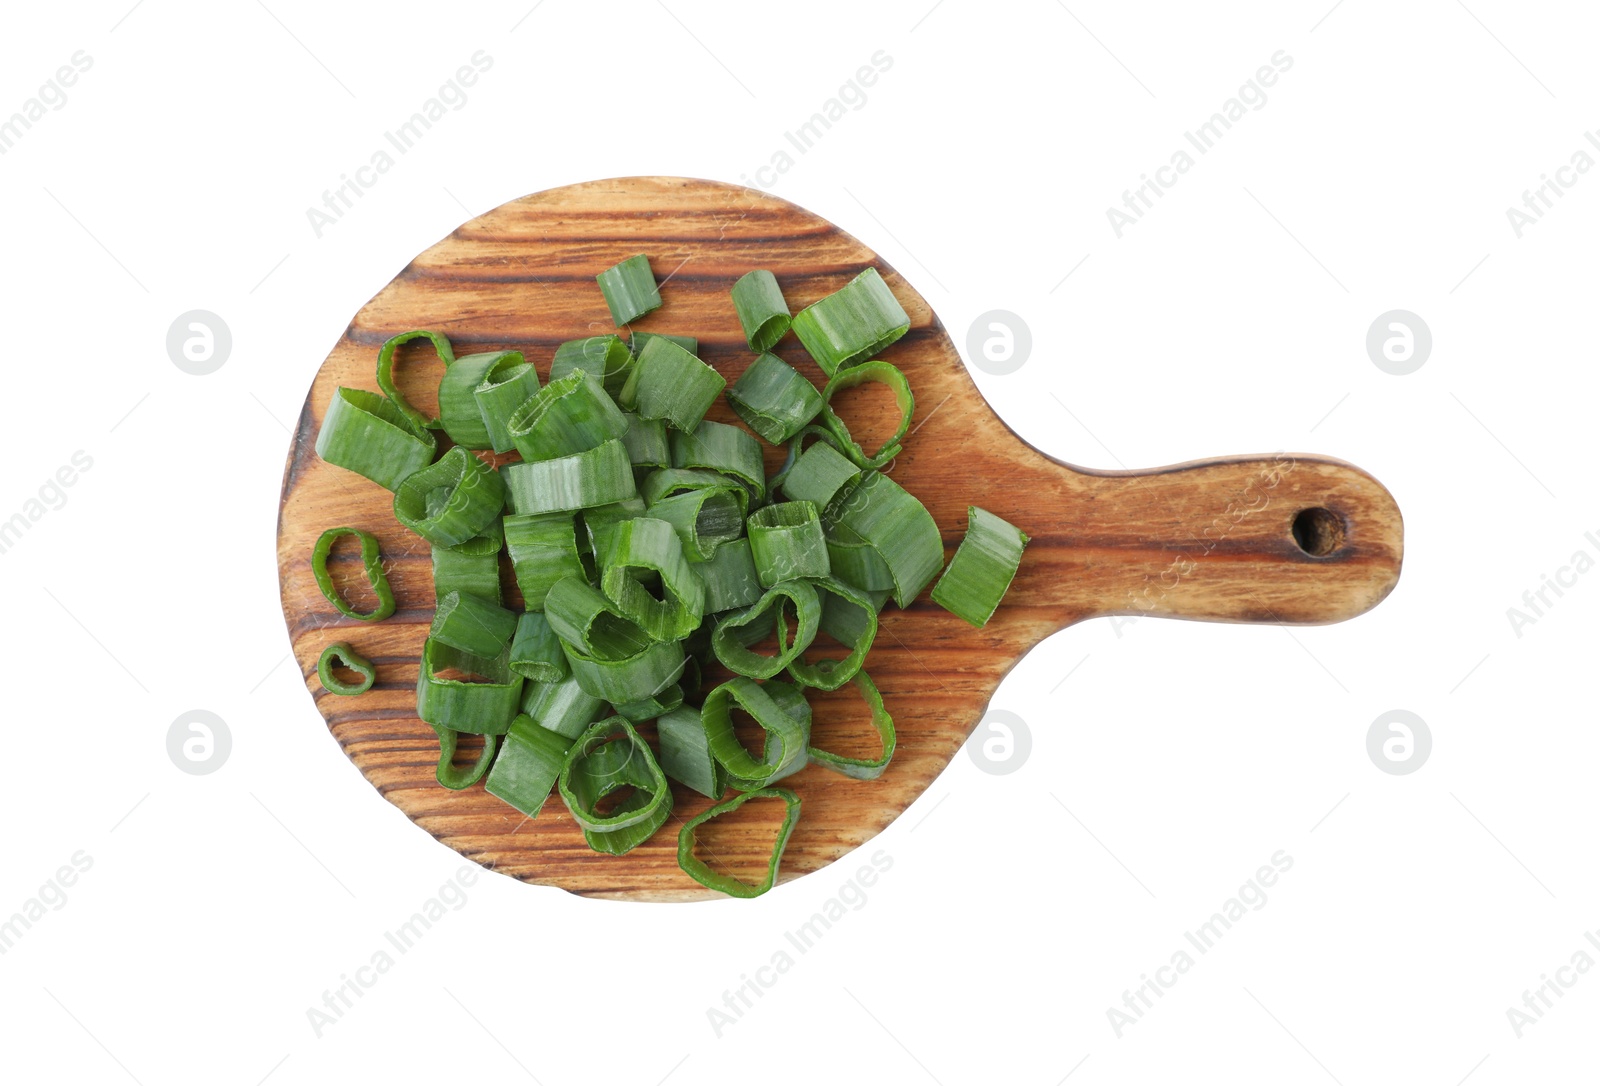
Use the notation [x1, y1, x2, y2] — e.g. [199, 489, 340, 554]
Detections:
[317, 642, 375, 696]
[392, 445, 506, 548]
[711, 580, 821, 680]
[804, 667, 895, 779]
[375, 329, 455, 431]
[677, 787, 802, 898]
[819, 360, 914, 471]
[311, 527, 396, 622]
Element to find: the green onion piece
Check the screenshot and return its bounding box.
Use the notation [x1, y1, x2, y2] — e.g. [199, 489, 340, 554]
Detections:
[931, 506, 1029, 627]
[317, 642, 375, 696]
[432, 520, 504, 604]
[781, 440, 861, 510]
[657, 705, 725, 800]
[829, 471, 943, 608]
[612, 683, 684, 722]
[645, 487, 745, 561]
[726, 352, 823, 444]
[702, 677, 810, 791]
[558, 717, 673, 855]
[507, 370, 628, 463]
[747, 501, 830, 587]
[484, 713, 572, 817]
[501, 439, 636, 516]
[474, 353, 541, 454]
[438, 350, 517, 449]
[429, 590, 517, 658]
[582, 497, 648, 559]
[819, 360, 914, 470]
[563, 637, 686, 705]
[311, 527, 396, 621]
[550, 335, 633, 397]
[805, 667, 895, 779]
[786, 576, 877, 690]
[597, 518, 707, 642]
[641, 468, 751, 518]
[730, 270, 792, 353]
[544, 575, 656, 661]
[823, 533, 895, 594]
[392, 446, 506, 548]
[677, 787, 801, 898]
[520, 671, 605, 740]
[620, 412, 671, 470]
[711, 580, 821, 679]
[508, 612, 568, 683]
[631, 331, 699, 358]
[791, 268, 910, 376]
[619, 335, 726, 434]
[596, 254, 662, 327]
[416, 637, 523, 735]
[688, 538, 764, 613]
[376, 329, 455, 431]
[671, 421, 766, 501]
[504, 512, 583, 611]
[431, 726, 501, 790]
[315, 387, 437, 491]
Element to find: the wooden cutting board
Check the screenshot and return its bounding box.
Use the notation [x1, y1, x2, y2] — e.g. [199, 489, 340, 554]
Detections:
[276, 176, 1403, 901]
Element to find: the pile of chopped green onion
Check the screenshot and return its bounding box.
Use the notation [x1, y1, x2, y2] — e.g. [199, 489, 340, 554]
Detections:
[311, 256, 1027, 897]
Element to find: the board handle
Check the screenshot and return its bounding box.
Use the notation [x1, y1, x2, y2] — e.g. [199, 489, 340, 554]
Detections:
[1038, 453, 1403, 626]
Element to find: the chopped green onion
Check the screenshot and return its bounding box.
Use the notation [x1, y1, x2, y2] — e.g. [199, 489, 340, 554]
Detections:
[620, 412, 671, 470]
[311, 527, 396, 621]
[804, 667, 895, 779]
[671, 420, 766, 501]
[520, 671, 606, 740]
[791, 268, 909, 376]
[544, 574, 656, 661]
[504, 512, 584, 611]
[429, 590, 517, 658]
[432, 521, 504, 605]
[317, 642, 375, 696]
[415, 637, 523, 735]
[484, 713, 571, 817]
[677, 787, 801, 898]
[315, 387, 436, 491]
[619, 335, 725, 434]
[376, 329, 455, 431]
[701, 677, 810, 791]
[474, 353, 541, 454]
[564, 637, 686, 705]
[712, 580, 820, 679]
[392, 446, 506, 548]
[596, 254, 662, 327]
[550, 335, 634, 397]
[726, 352, 823, 444]
[786, 576, 877, 690]
[558, 717, 673, 855]
[507, 370, 628, 463]
[581, 497, 648, 559]
[641, 467, 751, 518]
[780, 440, 861, 511]
[931, 506, 1029, 627]
[688, 537, 765, 613]
[508, 612, 568, 682]
[597, 517, 707, 642]
[819, 360, 914, 470]
[631, 331, 699, 357]
[730, 270, 792, 352]
[645, 486, 745, 561]
[501, 439, 636, 515]
[439, 350, 519, 449]
[747, 501, 830, 586]
[431, 727, 501, 790]
[612, 683, 684, 722]
[828, 471, 943, 608]
[657, 705, 725, 800]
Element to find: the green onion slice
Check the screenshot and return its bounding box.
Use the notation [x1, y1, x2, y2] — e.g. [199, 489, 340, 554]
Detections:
[711, 580, 821, 680]
[563, 637, 686, 705]
[317, 642, 375, 696]
[730, 270, 792, 353]
[429, 590, 516, 659]
[501, 439, 636, 516]
[620, 412, 671, 470]
[726, 352, 823, 444]
[671, 421, 766, 501]
[780, 440, 861, 511]
[786, 576, 877, 690]
[508, 612, 568, 683]
[646, 487, 745, 561]
[520, 671, 606, 740]
[582, 497, 648, 559]
[432, 521, 504, 605]
[484, 713, 571, 817]
[438, 350, 518, 449]
[596, 518, 706, 642]
[507, 369, 628, 462]
[596, 254, 662, 327]
[630, 331, 698, 357]
[611, 683, 684, 722]
[829, 471, 943, 608]
[392, 446, 506, 548]
[688, 537, 765, 614]
[658, 705, 725, 799]
[544, 574, 656, 661]
[504, 512, 584, 611]
[677, 786, 801, 898]
[930, 506, 1029, 628]
[804, 667, 895, 779]
[702, 677, 810, 791]
[747, 501, 830, 587]
[474, 353, 541, 455]
[823, 533, 895, 594]
[431, 726, 501, 790]
[558, 717, 673, 855]
[791, 268, 910, 376]
[819, 360, 914, 470]
[376, 329, 455, 431]
[619, 335, 725, 434]
[550, 335, 634, 397]
[315, 387, 437, 492]
[641, 468, 751, 519]
[415, 637, 523, 735]
[311, 527, 396, 621]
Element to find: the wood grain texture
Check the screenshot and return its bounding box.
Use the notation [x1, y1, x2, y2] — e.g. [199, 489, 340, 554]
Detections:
[276, 177, 1404, 901]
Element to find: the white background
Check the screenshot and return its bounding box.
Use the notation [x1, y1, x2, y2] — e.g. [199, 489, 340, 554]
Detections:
[1, 1, 1594, 1083]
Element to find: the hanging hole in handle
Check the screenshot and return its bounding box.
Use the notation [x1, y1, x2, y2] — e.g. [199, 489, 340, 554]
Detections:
[1292, 507, 1345, 557]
